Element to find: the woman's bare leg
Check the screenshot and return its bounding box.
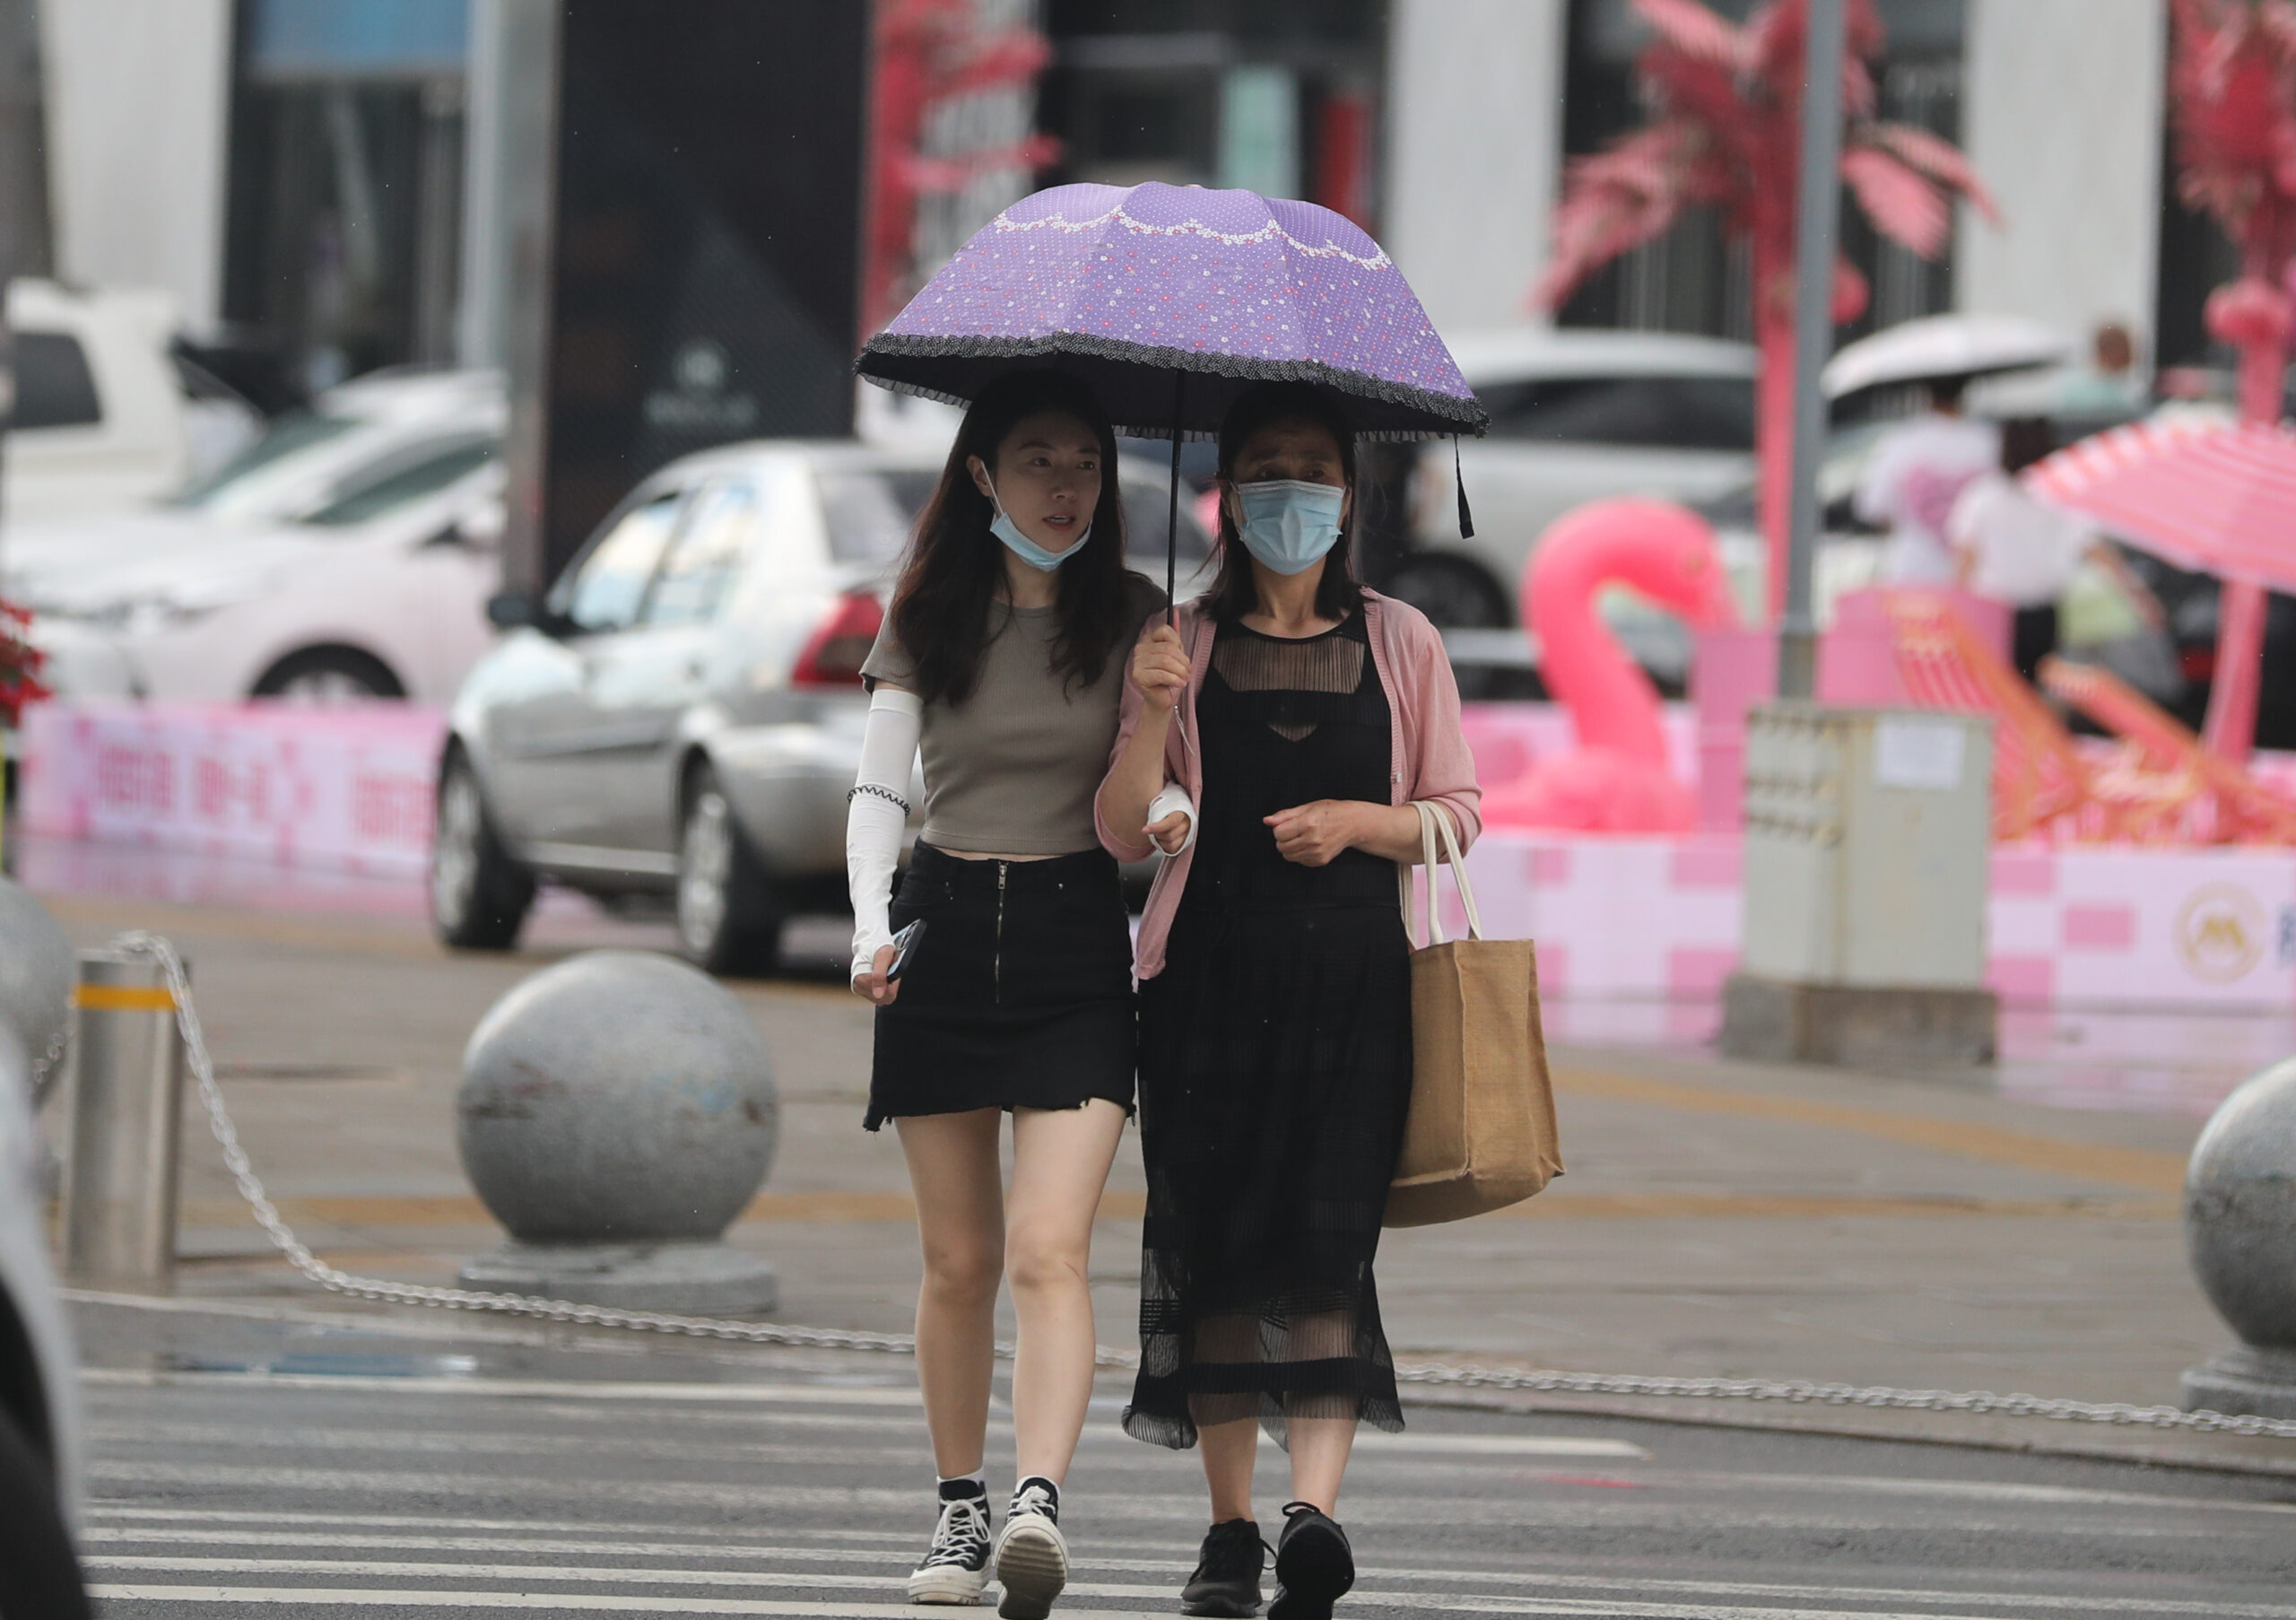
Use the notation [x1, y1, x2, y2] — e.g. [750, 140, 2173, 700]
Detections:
[1283, 1417, 1357, 1517]
[895, 1108, 1006, 1477]
[1004, 1099, 1126, 1484]
[1196, 1417, 1259, 1523]
[1189, 1311, 1265, 1522]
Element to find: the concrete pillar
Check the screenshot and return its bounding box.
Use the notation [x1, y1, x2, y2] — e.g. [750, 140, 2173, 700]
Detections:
[1384, 0, 1567, 340]
[1955, 0, 2166, 367]
[38, 0, 232, 327]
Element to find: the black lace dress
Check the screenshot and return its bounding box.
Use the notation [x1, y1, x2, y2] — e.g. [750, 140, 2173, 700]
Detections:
[1125, 612, 1413, 1450]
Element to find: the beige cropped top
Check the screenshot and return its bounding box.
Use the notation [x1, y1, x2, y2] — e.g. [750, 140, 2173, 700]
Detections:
[861, 573, 1167, 856]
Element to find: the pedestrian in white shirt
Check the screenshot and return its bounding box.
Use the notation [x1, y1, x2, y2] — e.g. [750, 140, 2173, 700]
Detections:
[1853, 375, 2000, 585]
[1947, 417, 2161, 684]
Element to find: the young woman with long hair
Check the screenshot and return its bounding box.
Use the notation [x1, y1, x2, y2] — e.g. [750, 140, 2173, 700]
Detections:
[846, 369, 1166, 1617]
[1096, 382, 1481, 1620]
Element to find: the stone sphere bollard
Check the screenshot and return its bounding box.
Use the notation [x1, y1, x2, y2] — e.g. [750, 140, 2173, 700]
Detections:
[2181, 1055, 2296, 1419]
[0, 878, 73, 1107]
[456, 949, 780, 1313]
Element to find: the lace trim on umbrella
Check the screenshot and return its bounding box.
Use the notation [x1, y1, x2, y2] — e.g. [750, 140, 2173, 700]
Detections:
[855, 332, 1489, 442]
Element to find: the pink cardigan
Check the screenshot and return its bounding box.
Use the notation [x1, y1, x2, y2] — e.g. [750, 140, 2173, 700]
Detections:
[1095, 589, 1483, 980]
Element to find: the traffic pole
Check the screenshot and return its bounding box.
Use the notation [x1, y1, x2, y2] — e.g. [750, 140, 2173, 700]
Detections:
[1779, 0, 1846, 701]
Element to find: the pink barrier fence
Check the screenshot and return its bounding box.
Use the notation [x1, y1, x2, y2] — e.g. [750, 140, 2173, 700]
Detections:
[19, 699, 2296, 1008]
[1441, 830, 2296, 1011]
[17, 701, 447, 878]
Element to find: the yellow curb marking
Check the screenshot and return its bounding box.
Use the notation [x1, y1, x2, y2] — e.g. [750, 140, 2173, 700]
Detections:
[1551, 1068, 2189, 1195]
[178, 1188, 2179, 1232]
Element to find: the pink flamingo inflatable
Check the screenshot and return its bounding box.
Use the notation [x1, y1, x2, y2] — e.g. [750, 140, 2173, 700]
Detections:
[1480, 498, 1737, 833]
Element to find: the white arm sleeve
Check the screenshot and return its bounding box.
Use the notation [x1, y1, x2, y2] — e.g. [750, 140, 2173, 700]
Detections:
[848, 686, 923, 984]
[1146, 782, 1198, 854]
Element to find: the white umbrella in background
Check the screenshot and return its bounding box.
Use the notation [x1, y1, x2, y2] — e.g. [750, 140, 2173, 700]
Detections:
[1822, 313, 2072, 400]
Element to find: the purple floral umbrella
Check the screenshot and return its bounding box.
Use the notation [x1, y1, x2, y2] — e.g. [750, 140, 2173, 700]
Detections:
[858, 182, 1486, 603]
[860, 181, 1484, 442]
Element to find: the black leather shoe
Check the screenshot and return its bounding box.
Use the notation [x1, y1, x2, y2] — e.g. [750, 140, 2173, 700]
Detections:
[1266, 1502, 1352, 1620]
[1180, 1517, 1267, 1616]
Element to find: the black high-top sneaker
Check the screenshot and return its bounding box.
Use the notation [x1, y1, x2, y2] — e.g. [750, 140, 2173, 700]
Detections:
[993, 1476, 1068, 1619]
[1266, 1501, 1353, 1620]
[907, 1480, 992, 1605]
[1181, 1517, 1269, 1616]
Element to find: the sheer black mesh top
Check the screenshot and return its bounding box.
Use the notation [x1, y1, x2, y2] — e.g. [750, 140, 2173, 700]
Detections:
[1182, 612, 1394, 914]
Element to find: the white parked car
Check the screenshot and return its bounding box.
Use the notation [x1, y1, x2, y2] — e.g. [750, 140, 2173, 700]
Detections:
[1389, 327, 1758, 628]
[4, 278, 259, 527]
[22, 459, 504, 704]
[438, 440, 1211, 970]
[0, 367, 503, 593]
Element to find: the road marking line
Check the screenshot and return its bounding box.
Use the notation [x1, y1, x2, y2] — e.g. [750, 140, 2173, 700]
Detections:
[88, 1414, 1646, 1464]
[74, 1523, 2296, 1616]
[85, 1588, 1171, 1616]
[81, 1368, 922, 1405]
[1349, 1433, 1648, 1457]
[1553, 1069, 2189, 1193]
[90, 1586, 2243, 1620]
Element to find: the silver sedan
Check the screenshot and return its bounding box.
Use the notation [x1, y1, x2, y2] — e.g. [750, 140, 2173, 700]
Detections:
[431, 439, 1207, 971]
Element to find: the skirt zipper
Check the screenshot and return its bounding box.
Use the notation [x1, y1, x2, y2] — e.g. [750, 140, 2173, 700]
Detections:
[994, 860, 1008, 1004]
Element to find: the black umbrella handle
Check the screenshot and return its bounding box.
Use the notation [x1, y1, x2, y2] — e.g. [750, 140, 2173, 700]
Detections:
[1165, 370, 1185, 623]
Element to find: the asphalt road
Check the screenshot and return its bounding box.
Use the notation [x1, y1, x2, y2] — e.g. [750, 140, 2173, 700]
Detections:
[66, 1299, 2296, 1620]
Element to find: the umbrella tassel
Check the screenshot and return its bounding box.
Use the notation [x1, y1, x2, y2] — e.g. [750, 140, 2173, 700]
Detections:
[1453, 436, 1475, 540]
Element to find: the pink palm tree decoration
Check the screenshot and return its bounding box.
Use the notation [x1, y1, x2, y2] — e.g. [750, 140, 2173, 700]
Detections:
[2166, 0, 2296, 757]
[1531, 0, 1997, 621]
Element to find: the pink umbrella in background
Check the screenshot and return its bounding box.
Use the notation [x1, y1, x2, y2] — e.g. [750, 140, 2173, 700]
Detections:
[2026, 417, 2296, 756]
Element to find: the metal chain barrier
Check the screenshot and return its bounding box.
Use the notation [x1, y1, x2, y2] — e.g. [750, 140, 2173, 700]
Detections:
[110, 931, 2296, 1443]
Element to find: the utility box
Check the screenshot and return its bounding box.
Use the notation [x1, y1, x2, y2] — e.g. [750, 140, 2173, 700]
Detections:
[1720, 704, 1999, 1068]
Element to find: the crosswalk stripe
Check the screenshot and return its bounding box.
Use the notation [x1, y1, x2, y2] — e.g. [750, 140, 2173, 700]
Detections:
[80, 1370, 927, 1406]
[86, 1556, 1171, 1598]
[78, 1554, 2296, 1620]
[85, 1590, 1168, 1617]
[82, 1587, 2196, 1620]
[66, 1532, 2296, 1616]
[86, 1418, 1648, 1464]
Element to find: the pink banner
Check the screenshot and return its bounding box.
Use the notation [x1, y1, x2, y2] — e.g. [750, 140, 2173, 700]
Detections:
[18, 701, 447, 878]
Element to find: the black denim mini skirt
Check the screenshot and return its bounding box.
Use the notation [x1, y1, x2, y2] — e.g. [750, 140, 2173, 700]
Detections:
[865, 841, 1136, 1131]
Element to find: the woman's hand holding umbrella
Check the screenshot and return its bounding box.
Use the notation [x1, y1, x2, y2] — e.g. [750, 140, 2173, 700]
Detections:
[1131, 624, 1194, 853]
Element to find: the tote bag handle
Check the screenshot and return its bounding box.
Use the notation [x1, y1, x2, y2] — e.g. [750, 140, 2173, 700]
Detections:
[1396, 800, 1483, 949]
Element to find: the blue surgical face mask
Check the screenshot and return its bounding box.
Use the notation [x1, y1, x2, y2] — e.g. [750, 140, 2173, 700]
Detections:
[1234, 479, 1347, 575]
[982, 473, 1091, 572]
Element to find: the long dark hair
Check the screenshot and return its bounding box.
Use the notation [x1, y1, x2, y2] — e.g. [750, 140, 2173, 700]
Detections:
[1204, 382, 1365, 623]
[889, 370, 1131, 705]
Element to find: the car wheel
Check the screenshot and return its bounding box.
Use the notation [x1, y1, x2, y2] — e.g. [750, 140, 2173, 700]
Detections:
[1380, 551, 1512, 629]
[252, 646, 406, 702]
[677, 767, 784, 976]
[430, 753, 535, 951]
[0, 1402, 90, 1620]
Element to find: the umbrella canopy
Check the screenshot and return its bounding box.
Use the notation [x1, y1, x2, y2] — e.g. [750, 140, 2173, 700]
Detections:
[857, 181, 1485, 442]
[1821, 313, 2071, 401]
[2025, 417, 2296, 595]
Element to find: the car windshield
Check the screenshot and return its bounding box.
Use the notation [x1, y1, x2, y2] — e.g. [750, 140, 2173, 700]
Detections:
[300, 436, 500, 527]
[164, 410, 360, 509]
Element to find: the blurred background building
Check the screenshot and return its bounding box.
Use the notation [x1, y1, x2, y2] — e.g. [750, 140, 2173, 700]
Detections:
[19, 0, 2213, 401]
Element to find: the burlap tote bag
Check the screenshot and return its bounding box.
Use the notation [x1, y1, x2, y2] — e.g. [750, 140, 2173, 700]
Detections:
[1384, 801, 1562, 1228]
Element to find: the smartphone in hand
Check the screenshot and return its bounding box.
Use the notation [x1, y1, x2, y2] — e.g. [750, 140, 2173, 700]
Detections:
[886, 919, 926, 982]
